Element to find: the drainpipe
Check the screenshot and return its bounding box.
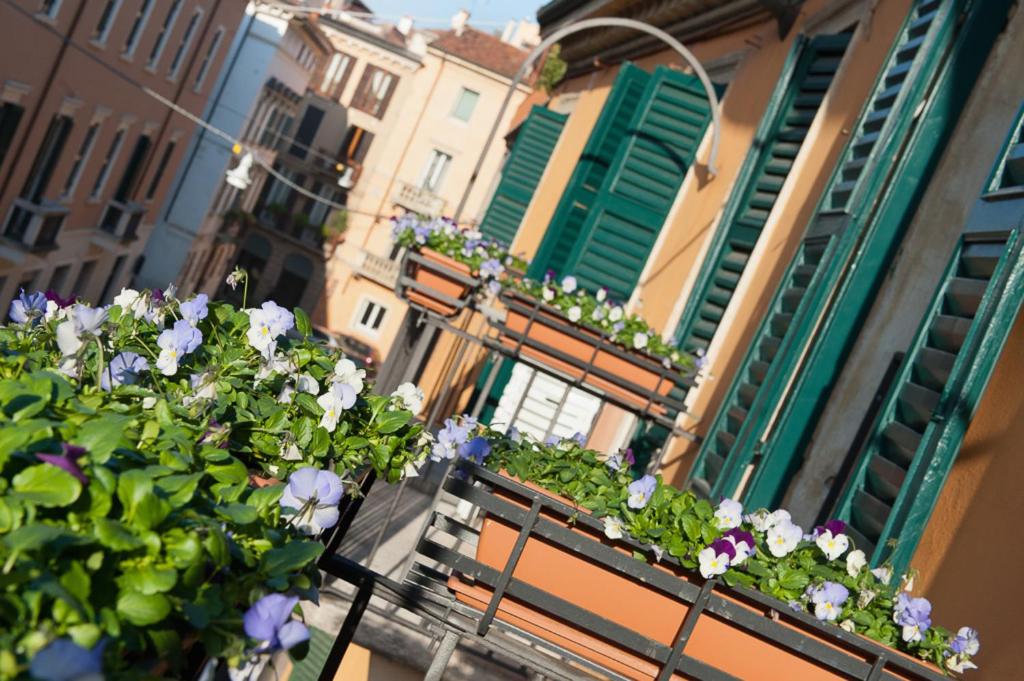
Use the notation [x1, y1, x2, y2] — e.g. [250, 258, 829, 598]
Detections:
[0, 0, 88, 202]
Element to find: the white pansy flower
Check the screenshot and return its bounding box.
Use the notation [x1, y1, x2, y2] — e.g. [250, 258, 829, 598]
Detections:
[596, 288, 607, 302]
[846, 549, 867, 578]
[316, 382, 357, 432]
[609, 306, 623, 322]
[633, 332, 649, 350]
[391, 382, 424, 414]
[714, 498, 743, 530]
[766, 520, 803, 557]
[603, 516, 625, 540]
[113, 288, 150, 319]
[839, 619, 856, 633]
[870, 565, 892, 585]
[561, 275, 577, 293]
[816, 529, 850, 561]
[567, 306, 582, 322]
[542, 287, 555, 302]
[333, 358, 366, 394]
[698, 545, 730, 578]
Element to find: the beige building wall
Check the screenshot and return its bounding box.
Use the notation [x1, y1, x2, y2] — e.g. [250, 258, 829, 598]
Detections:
[321, 31, 529, 359]
[0, 0, 241, 307]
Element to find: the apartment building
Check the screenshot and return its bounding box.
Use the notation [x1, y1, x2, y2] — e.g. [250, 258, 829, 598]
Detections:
[0, 0, 243, 307]
[137, 2, 343, 314]
[417, 1, 1024, 676]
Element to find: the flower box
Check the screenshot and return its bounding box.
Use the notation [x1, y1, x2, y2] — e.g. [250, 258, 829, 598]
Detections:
[400, 248, 478, 317]
[446, 468, 947, 681]
[496, 290, 689, 415]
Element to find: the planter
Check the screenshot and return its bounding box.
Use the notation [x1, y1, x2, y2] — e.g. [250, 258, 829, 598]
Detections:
[401, 248, 477, 317]
[497, 291, 686, 415]
[447, 469, 945, 681]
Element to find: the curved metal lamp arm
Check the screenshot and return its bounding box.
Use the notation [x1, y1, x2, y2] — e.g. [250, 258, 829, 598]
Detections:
[454, 17, 722, 222]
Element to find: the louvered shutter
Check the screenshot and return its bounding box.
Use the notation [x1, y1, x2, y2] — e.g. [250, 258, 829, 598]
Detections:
[566, 67, 714, 300]
[529, 64, 651, 278]
[478, 106, 567, 246]
[834, 103, 1024, 574]
[675, 33, 851, 355]
[687, 0, 1008, 504]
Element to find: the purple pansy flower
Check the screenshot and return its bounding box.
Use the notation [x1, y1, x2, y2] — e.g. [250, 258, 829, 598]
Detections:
[624, 448, 635, 466]
[29, 638, 105, 681]
[9, 289, 47, 324]
[722, 528, 756, 564]
[179, 293, 209, 326]
[487, 279, 502, 295]
[156, 319, 202, 375]
[458, 436, 491, 465]
[894, 592, 932, 642]
[36, 443, 88, 485]
[44, 289, 75, 308]
[280, 467, 344, 535]
[570, 432, 586, 447]
[100, 351, 149, 391]
[950, 626, 980, 656]
[431, 418, 471, 461]
[698, 538, 737, 578]
[243, 593, 310, 652]
[627, 474, 656, 509]
[810, 581, 849, 622]
[479, 258, 504, 279]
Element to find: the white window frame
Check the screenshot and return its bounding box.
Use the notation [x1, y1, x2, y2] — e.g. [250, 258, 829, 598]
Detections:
[146, 0, 183, 70]
[61, 119, 102, 200]
[193, 25, 225, 92]
[89, 125, 127, 201]
[451, 87, 480, 123]
[168, 7, 203, 80]
[419, 149, 452, 193]
[351, 297, 388, 337]
[92, 0, 123, 45]
[38, 0, 62, 21]
[122, 0, 155, 58]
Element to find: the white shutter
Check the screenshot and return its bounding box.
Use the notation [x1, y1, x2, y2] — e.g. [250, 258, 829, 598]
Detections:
[491, 362, 602, 442]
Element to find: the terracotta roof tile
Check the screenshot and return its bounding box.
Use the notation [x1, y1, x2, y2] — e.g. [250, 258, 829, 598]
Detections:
[430, 27, 529, 79]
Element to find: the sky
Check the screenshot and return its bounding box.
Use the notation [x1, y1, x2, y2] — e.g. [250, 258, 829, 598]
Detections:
[361, 0, 548, 30]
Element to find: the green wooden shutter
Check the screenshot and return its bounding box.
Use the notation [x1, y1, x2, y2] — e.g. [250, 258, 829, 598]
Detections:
[687, 0, 1012, 503]
[478, 106, 567, 246]
[566, 67, 714, 300]
[834, 102, 1024, 574]
[675, 32, 851, 354]
[529, 63, 651, 278]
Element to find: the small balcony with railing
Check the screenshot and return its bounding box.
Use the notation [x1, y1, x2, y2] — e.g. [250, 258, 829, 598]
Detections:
[393, 179, 445, 217]
[2, 197, 68, 253]
[352, 247, 400, 288]
[99, 199, 146, 243]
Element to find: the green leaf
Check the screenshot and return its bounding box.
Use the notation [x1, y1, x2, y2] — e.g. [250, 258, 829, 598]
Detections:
[778, 567, 810, 591]
[215, 503, 258, 524]
[67, 623, 102, 649]
[116, 591, 171, 626]
[204, 527, 230, 567]
[3, 523, 76, 551]
[94, 518, 144, 551]
[75, 415, 131, 463]
[246, 484, 283, 512]
[60, 561, 91, 604]
[261, 541, 324, 577]
[131, 495, 171, 531]
[120, 566, 178, 595]
[294, 393, 321, 417]
[117, 470, 154, 521]
[680, 514, 701, 542]
[12, 464, 82, 507]
[165, 530, 202, 568]
[375, 410, 411, 434]
[294, 307, 312, 337]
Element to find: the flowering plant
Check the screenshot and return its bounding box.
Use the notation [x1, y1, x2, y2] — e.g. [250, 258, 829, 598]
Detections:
[447, 419, 979, 673]
[391, 214, 527, 294]
[0, 288, 428, 482]
[504, 273, 697, 372]
[0, 289, 432, 678]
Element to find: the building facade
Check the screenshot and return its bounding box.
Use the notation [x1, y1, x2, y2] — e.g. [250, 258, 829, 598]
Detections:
[0, 0, 243, 308]
[419, 1, 1024, 676]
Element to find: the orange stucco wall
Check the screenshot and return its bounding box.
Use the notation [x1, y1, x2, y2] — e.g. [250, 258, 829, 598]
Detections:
[910, 311, 1024, 680]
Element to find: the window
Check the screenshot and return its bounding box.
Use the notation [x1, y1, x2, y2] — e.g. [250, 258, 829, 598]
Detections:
[351, 66, 397, 118]
[193, 26, 224, 91]
[92, 0, 122, 43]
[90, 127, 125, 199]
[451, 87, 479, 122]
[15, 271, 38, 296]
[61, 121, 101, 199]
[147, 0, 183, 69]
[98, 255, 127, 304]
[47, 264, 70, 294]
[168, 8, 202, 79]
[145, 140, 176, 200]
[72, 260, 96, 297]
[343, 126, 374, 164]
[268, 254, 312, 309]
[420, 150, 452, 193]
[39, 0, 61, 19]
[354, 298, 387, 335]
[320, 52, 354, 98]
[123, 0, 154, 57]
[288, 106, 324, 159]
[19, 114, 73, 205]
[0, 103, 25, 171]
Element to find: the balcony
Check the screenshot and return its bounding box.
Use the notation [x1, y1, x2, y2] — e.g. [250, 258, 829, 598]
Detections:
[393, 180, 445, 217]
[2, 198, 68, 252]
[257, 206, 326, 251]
[99, 199, 146, 242]
[353, 248, 399, 288]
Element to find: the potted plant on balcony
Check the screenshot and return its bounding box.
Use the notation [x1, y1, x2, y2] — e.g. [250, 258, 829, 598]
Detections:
[321, 210, 349, 250]
[496, 273, 698, 414]
[436, 421, 979, 680]
[392, 214, 526, 317]
[0, 289, 433, 678]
